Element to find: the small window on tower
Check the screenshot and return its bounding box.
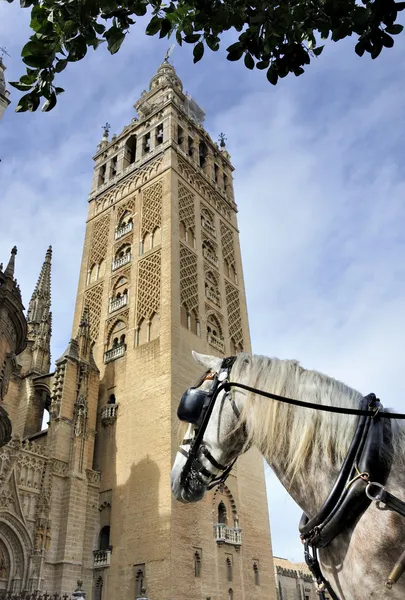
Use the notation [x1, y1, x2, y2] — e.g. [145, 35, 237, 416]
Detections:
[199, 142, 207, 169]
[178, 126, 184, 147]
[226, 557, 233, 582]
[156, 123, 164, 145]
[194, 551, 201, 577]
[111, 155, 117, 178]
[253, 562, 260, 586]
[188, 136, 194, 157]
[223, 172, 228, 191]
[98, 164, 106, 186]
[125, 135, 137, 166]
[143, 133, 150, 155]
[134, 564, 145, 599]
[214, 163, 219, 183]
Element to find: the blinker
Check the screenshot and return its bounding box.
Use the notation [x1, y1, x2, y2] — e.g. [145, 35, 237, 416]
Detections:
[177, 387, 211, 425]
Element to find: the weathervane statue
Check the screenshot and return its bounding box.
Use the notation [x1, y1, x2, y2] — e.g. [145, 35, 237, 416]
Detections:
[164, 44, 175, 63]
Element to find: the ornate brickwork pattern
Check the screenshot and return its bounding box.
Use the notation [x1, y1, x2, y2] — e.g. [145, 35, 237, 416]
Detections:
[177, 156, 233, 220]
[94, 155, 163, 213]
[110, 267, 131, 291]
[117, 195, 136, 223]
[141, 180, 163, 238]
[178, 182, 195, 230]
[84, 282, 104, 341]
[220, 221, 236, 267]
[205, 305, 223, 324]
[180, 244, 198, 313]
[136, 252, 161, 323]
[49, 361, 66, 419]
[225, 282, 244, 349]
[89, 215, 110, 266]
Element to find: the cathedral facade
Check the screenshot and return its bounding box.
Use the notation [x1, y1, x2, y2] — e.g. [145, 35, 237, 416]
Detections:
[0, 60, 277, 600]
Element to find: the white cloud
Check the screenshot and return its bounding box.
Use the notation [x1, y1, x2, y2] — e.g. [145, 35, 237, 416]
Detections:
[1, 10, 405, 566]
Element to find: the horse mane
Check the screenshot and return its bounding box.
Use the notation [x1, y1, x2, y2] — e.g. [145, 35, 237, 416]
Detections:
[233, 353, 400, 479]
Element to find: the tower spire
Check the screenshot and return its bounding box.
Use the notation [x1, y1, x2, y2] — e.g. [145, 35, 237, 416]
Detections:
[4, 246, 17, 279]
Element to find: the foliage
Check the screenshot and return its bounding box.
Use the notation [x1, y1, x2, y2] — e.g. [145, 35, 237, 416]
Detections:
[8, 0, 405, 112]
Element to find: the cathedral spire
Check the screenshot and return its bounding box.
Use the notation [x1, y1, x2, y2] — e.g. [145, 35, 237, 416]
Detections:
[76, 306, 92, 362]
[27, 246, 52, 326]
[27, 246, 52, 373]
[4, 246, 17, 279]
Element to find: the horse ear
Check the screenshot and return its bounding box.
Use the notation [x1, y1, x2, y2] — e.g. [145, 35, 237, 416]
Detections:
[192, 351, 222, 372]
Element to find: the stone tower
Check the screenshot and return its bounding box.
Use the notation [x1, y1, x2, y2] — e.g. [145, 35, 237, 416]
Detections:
[71, 60, 277, 600]
[0, 57, 11, 121]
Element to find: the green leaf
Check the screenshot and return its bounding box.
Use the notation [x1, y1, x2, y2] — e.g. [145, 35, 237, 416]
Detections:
[355, 41, 365, 57]
[22, 54, 51, 68]
[227, 47, 244, 61]
[27, 92, 40, 111]
[9, 81, 33, 91]
[176, 30, 183, 46]
[226, 41, 243, 53]
[159, 18, 172, 38]
[42, 91, 57, 111]
[382, 32, 394, 48]
[105, 27, 126, 54]
[146, 16, 161, 36]
[266, 66, 278, 85]
[385, 24, 403, 34]
[294, 67, 305, 76]
[256, 60, 269, 70]
[205, 35, 219, 52]
[94, 22, 106, 34]
[55, 58, 68, 72]
[184, 33, 201, 43]
[15, 93, 32, 112]
[55, 86, 65, 95]
[244, 52, 254, 69]
[193, 41, 204, 63]
[66, 36, 87, 61]
[313, 45, 324, 57]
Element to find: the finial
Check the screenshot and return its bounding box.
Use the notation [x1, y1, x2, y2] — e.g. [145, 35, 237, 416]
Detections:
[163, 44, 175, 63]
[218, 133, 227, 149]
[102, 122, 111, 141]
[4, 246, 17, 278]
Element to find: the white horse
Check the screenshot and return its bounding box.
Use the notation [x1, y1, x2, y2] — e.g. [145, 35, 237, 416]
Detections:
[171, 351, 405, 600]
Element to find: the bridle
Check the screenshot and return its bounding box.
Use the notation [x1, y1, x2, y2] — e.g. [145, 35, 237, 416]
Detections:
[176, 354, 405, 598]
[177, 355, 240, 490]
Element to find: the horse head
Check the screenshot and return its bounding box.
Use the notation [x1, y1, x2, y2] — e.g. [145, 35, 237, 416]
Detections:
[171, 351, 248, 503]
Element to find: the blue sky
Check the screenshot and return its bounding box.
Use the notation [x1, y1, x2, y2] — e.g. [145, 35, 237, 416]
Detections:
[2, 4, 405, 564]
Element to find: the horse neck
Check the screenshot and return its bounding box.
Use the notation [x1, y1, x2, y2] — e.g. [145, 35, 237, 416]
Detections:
[243, 359, 361, 516]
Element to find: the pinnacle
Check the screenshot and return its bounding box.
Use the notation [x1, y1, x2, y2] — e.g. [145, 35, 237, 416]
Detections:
[4, 246, 17, 278]
[27, 246, 52, 325]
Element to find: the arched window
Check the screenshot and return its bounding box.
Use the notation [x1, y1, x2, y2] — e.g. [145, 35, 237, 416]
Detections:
[253, 562, 260, 585]
[152, 227, 161, 247]
[194, 551, 201, 577]
[226, 557, 233, 582]
[201, 207, 215, 236]
[180, 305, 188, 329]
[199, 141, 208, 169]
[207, 314, 222, 342]
[125, 135, 137, 167]
[218, 501, 227, 524]
[228, 589, 233, 600]
[180, 221, 186, 240]
[108, 394, 116, 404]
[99, 526, 110, 550]
[149, 312, 160, 342]
[190, 310, 199, 335]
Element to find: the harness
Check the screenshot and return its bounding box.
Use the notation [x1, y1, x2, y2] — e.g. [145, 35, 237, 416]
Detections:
[176, 356, 405, 596]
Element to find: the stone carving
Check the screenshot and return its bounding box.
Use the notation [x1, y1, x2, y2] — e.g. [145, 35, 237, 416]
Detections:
[178, 182, 195, 230]
[94, 156, 163, 213]
[180, 244, 198, 314]
[86, 469, 101, 486]
[141, 179, 163, 240]
[225, 283, 244, 351]
[220, 221, 236, 267]
[49, 362, 66, 419]
[52, 459, 68, 478]
[177, 156, 232, 220]
[105, 309, 129, 344]
[136, 252, 161, 323]
[89, 215, 110, 267]
[117, 195, 136, 224]
[83, 282, 104, 341]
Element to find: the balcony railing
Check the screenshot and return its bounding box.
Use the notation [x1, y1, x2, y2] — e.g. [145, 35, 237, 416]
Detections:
[109, 295, 128, 313]
[206, 288, 221, 307]
[112, 253, 131, 271]
[115, 221, 133, 240]
[208, 334, 225, 353]
[213, 524, 242, 546]
[93, 549, 112, 569]
[203, 250, 219, 268]
[104, 344, 125, 363]
[202, 219, 216, 237]
[101, 404, 118, 426]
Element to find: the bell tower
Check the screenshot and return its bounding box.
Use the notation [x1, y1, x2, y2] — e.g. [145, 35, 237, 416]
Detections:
[71, 59, 277, 600]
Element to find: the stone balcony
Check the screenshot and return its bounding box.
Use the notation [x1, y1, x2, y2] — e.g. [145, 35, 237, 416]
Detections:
[112, 253, 131, 271]
[104, 344, 125, 363]
[101, 404, 118, 426]
[109, 295, 128, 313]
[202, 219, 216, 238]
[93, 549, 112, 569]
[213, 524, 242, 546]
[115, 221, 133, 240]
[208, 334, 225, 353]
[203, 250, 219, 269]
